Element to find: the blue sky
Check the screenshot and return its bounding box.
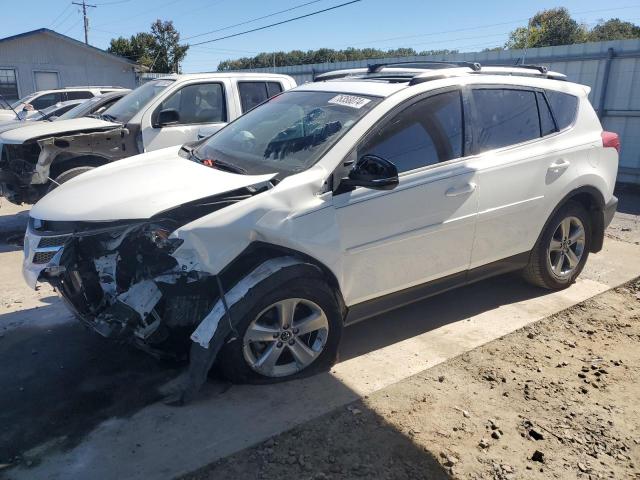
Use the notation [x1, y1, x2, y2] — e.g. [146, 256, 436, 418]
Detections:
[5, 0, 640, 72]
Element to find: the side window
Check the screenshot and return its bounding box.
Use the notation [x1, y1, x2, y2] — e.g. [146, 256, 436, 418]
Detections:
[359, 90, 464, 173]
[536, 92, 556, 136]
[31, 92, 62, 110]
[266, 82, 283, 97]
[546, 90, 579, 131]
[157, 83, 227, 125]
[66, 90, 93, 101]
[472, 89, 539, 152]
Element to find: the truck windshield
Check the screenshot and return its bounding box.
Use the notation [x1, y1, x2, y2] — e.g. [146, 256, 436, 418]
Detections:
[102, 79, 174, 123]
[194, 90, 380, 176]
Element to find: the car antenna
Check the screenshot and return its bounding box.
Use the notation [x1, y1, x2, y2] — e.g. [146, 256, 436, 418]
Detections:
[0, 92, 24, 121]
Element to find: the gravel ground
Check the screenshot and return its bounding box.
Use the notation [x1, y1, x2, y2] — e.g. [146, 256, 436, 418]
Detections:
[182, 280, 640, 480]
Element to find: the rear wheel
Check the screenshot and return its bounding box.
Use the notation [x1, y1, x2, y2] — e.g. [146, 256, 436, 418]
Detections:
[523, 200, 591, 290]
[47, 166, 95, 193]
[218, 271, 342, 384]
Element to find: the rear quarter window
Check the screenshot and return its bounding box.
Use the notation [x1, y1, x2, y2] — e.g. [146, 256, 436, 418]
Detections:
[545, 90, 579, 130]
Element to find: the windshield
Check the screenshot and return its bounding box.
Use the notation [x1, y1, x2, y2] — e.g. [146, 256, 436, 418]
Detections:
[10, 93, 36, 109]
[102, 79, 174, 123]
[58, 95, 103, 120]
[194, 90, 380, 176]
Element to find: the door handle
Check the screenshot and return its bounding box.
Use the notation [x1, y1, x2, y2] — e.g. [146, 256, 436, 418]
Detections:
[548, 159, 570, 173]
[445, 182, 476, 197]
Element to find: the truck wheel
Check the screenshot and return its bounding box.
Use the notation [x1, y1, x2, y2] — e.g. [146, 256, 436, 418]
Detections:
[218, 268, 343, 384]
[523, 200, 591, 290]
[47, 166, 95, 192]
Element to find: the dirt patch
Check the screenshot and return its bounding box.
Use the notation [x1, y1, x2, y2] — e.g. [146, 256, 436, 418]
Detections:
[182, 280, 640, 480]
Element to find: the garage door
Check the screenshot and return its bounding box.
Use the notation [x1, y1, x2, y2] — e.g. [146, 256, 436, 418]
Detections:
[34, 71, 60, 91]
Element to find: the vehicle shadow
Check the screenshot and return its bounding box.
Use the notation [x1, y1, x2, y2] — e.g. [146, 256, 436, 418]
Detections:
[0, 306, 183, 464]
[339, 272, 549, 361]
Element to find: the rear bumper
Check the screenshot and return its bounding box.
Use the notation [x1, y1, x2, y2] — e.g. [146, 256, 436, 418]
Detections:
[604, 196, 618, 229]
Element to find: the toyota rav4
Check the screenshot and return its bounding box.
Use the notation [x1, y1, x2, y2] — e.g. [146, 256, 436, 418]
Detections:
[22, 62, 619, 400]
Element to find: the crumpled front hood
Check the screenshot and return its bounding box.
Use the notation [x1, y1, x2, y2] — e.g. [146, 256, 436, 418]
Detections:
[0, 117, 120, 144]
[30, 146, 276, 222]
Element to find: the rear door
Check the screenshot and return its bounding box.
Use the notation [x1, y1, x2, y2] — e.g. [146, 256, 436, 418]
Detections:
[142, 79, 231, 151]
[334, 88, 479, 305]
[468, 86, 560, 269]
[236, 81, 284, 113]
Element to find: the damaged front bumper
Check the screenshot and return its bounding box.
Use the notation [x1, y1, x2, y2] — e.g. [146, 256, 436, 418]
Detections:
[22, 218, 215, 356]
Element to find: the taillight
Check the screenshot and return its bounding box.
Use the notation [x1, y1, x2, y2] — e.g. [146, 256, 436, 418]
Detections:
[601, 131, 620, 152]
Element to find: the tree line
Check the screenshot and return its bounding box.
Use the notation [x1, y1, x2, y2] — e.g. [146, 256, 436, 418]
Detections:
[106, 8, 640, 73]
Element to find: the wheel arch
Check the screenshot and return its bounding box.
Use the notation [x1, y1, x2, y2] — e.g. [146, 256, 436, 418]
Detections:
[49, 154, 111, 180]
[218, 241, 347, 318]
[543, 185, 607, 253]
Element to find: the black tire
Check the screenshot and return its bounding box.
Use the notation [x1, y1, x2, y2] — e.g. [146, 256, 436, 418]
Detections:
[47, 166, 95, 193]
[523, 200, 591, 290]
[217, 264, 343, 384]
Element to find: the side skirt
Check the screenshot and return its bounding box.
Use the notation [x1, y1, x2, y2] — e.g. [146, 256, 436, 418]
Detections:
[344, 251, 530, 325]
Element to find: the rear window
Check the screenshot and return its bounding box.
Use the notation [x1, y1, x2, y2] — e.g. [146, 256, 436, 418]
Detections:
[238, 81, 284, 112]
[66, 90, 93, 101]
[545, 90, 579, 130]
[472, 89, 540, 152]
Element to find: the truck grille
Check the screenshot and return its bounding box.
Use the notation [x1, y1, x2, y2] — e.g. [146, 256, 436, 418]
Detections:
[37, 236, 69, 248]
[33, 251, 58, 264]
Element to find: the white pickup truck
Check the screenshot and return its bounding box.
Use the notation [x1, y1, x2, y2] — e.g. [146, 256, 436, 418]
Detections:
[0, 73, 296, 204]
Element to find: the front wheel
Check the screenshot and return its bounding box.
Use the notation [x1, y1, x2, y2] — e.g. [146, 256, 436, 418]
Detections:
[47, 166, 95, 193]
[523, 200, 591, 290]
[218, 268, 343, 383]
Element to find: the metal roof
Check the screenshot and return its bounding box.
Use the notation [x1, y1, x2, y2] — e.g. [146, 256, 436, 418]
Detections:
[0, 28, 138, 66]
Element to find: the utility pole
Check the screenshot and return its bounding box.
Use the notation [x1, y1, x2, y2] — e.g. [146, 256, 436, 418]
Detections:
[72, 0, 96, 45]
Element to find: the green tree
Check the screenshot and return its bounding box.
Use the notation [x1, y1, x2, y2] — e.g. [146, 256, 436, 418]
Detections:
[107, 20, 188, 73]
[150, 20, 189, 73]
[216, 47, 462, 71]
[588, 18, 640, 41]
[505, 7, 587, 49]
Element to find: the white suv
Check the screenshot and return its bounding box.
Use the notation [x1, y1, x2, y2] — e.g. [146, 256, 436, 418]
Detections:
[0, 86, 126, 122]
[22, 62, 619, 399]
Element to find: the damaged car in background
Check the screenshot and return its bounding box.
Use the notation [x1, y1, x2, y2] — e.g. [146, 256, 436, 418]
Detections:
[23, 63, 619, 403]
[0, 73, 294, 204]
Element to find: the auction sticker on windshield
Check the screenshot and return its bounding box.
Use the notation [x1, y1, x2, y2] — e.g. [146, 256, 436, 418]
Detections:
[328, 94, 371, 109]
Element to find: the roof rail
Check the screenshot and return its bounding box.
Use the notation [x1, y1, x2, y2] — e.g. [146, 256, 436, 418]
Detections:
[314, 61, 565, 84]
[367, 60, 482, 73]
[482, 63, 548, 74]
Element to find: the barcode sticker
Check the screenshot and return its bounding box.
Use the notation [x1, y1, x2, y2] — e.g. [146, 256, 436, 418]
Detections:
[328, 94, 371, 109]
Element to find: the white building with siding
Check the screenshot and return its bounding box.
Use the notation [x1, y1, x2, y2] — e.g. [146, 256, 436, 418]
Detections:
[0, 28, 139, 103]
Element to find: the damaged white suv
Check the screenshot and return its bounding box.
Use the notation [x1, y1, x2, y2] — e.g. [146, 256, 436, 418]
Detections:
[23, 62, 619, 398]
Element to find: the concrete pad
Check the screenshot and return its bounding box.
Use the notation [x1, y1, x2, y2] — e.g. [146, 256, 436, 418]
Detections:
[9, 237, 640, 480]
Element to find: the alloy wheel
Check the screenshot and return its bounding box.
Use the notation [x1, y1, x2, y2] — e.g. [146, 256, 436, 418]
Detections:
[547, 216, 586, 279]
[242, 298, 330, 378]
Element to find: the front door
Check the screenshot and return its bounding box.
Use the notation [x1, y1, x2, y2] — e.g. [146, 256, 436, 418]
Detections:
[142, 81, 229, 151]
[334, 89, 479, 306]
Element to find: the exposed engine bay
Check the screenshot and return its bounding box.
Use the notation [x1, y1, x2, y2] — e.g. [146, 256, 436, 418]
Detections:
[24, 183, 272, 363]
[0, 123, 135, 204]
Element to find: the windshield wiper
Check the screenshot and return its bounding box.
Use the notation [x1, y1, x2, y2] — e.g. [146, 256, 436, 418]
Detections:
[101, 113, 118, 122]
[189, 149, 246, 174]
[211, 160, 247, 174]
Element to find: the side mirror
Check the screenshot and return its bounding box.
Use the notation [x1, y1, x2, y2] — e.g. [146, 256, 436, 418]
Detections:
[156, 108, 180, 127]
[339, 154, 399, 191]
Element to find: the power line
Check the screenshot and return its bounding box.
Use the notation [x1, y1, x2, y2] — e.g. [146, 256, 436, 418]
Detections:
[184, 0, 325, 41]
[190, 0, 362, 47]
[52, 7, 77, 29]
[50, 3, 73, 27]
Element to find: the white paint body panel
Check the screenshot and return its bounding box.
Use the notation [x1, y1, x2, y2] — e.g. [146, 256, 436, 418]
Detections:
[30, 146, 275, 221]
[0, 117, 119, 144]
[26, 72, 618, 309]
